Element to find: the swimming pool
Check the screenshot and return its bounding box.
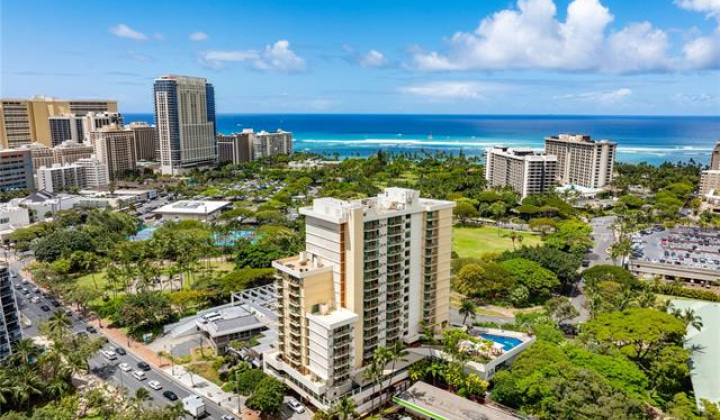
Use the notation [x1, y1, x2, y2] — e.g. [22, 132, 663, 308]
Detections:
[479, 333, 523, 351]
[128, 226, 159, 241]
[213, 230, 255, 246]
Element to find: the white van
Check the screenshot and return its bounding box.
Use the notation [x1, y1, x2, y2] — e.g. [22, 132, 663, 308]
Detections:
[132, 370, 147, 381]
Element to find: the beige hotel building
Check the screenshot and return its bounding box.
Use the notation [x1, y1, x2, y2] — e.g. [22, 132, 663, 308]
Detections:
[0, 96, 117, 149]
[544, 134, 617, 189]
[265, 187, 454, 412]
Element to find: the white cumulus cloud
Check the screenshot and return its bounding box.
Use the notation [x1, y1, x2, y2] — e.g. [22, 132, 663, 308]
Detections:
[109, 24, 148, 41]
[201, 40, 306, 73]
[410, 0, 720, 74]
[675, 0, 720, 19]
[555, 88, 632, 105]
[359, 50, 388, 68]
[400, 81, 491, 100]
[189, 31, 209, 42]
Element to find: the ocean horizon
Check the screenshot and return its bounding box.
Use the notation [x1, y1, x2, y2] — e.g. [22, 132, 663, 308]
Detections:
[124, 113, 720, 166]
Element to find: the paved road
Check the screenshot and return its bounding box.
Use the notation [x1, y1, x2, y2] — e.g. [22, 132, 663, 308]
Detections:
[567, 216, 618, 324]
[8, 259, 239, 420]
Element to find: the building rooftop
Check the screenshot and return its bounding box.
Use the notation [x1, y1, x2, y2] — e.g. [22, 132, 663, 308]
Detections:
[487, 146, 557, 162]
[670, 300, 720, 407]
[272, 252, 332, 278]
[300, 187, 455, 223]
[306, 307, 359, 330]
[395, 381, 522, 420]
[545, 133, 617, 145]
[153, 200, 231, 215]
[196, 305, 265, 338]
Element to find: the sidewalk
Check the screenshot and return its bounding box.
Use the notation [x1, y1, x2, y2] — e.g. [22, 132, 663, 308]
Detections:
[89, 318, 174, 369]
[167, 365, 244, 414]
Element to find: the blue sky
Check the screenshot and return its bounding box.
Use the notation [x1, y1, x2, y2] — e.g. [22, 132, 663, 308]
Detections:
[2, 0, 720, 115]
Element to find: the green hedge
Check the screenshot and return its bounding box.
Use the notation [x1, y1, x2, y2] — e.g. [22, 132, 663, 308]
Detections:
[652, 284, 720, 302]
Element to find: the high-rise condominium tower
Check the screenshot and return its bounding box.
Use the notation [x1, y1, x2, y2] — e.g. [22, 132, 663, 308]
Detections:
[153, 75, 216, 175]
[485, 146, 558, 198]
[0, 263, 21, 361]
[711, 140, 720, 171]
[544, 134, 617, 189]
[0, 96, 117, 148]
[265, 187, 454, 412]
[89, 124, 137, 181]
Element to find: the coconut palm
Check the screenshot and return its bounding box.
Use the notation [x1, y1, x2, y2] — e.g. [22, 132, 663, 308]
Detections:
[10, 338, 41, 365]
[334, 395, 358, 420]
[459, 299, 477, 326]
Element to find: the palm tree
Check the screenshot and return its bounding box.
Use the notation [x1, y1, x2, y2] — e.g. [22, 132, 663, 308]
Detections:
[427, 360, 445, 386]
[134, 387, 151, 408]
[45, 310, 72, 340]
[609, 238, 632, 267]
[334, 395, 358, 420]
[459, 300, 477, 326]
[10, 338, 41, 365]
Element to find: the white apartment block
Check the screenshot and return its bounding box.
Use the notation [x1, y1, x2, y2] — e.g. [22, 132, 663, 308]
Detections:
[36, 163, 87, 193]
[544, 134, 617, 189]
[90, 123, 137, 181]
[82, 112, 123, 142]
[75, 156, 108, 188]
[253, 129, 293, 160]
[18, 142, 54, 171]
[485, 146, 558, 198]
[154, 75, 216, 175]
[265, 187, 454, 413]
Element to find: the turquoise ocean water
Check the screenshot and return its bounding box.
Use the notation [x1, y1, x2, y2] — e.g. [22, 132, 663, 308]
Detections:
[124, 114, 720, 166]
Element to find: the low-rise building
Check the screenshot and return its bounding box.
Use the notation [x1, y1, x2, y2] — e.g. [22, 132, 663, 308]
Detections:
[36, 163, 87, 193]
[195, 305, 267, 354]
[152, 200, 231, 222]
[0, 202, 31, 242]
[485, 146, 557, 198]
[14, 191, 80, 218]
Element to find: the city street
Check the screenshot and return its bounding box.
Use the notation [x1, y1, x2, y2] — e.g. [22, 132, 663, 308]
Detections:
[8, 258, 240, 420]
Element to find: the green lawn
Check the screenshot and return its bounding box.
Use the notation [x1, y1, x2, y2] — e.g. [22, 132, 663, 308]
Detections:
[453, 225, 541, 259]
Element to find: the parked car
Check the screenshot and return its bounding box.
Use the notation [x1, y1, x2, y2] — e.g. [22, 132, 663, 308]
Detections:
[102, 350, 117, 360]
[163, 390, 179, 401]
[119, 363, 132, 372]
[221, 415, 238, 420]
[86, 326, 97, 334]
[50, 300, 61, 307]
[40, 305, 51, 312]
[137, 361, 151, 371]
[30, 296, 40, 304]
[132, 370, 147, 381]
[148, 380, 162, 390]
[113, 346, 126, 356]
[287, 398, 305, 414]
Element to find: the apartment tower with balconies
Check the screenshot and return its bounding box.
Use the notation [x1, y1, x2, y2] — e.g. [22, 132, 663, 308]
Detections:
[265, 187, 454, 412]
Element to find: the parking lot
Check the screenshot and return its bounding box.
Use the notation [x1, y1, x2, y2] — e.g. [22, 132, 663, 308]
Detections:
[632, 226, 720, 273]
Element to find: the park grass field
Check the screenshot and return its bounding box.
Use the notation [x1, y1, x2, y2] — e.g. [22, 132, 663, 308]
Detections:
[453, 225, 541, 259]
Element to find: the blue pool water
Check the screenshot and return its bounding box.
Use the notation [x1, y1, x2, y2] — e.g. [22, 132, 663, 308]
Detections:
[479, 333, 523, 351]
[213, 230, 255, 246]
[129, 226, 254, 246]
[128, 226, 158, 241]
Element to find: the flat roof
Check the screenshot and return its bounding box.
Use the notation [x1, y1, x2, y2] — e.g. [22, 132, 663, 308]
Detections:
[306, 307, 358, 329]
[395, 381, 521, 420]
[670, 300, 720, 407]
[153, 200, 230, 215]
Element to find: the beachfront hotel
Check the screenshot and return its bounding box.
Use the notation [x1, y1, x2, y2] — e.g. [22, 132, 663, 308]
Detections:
[264, 187, 454, 412]
[153, 75, 217, 175]
[0, 96, 117, 149]
[544, 134, 617, 189]
[485, 146, 558, 198]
